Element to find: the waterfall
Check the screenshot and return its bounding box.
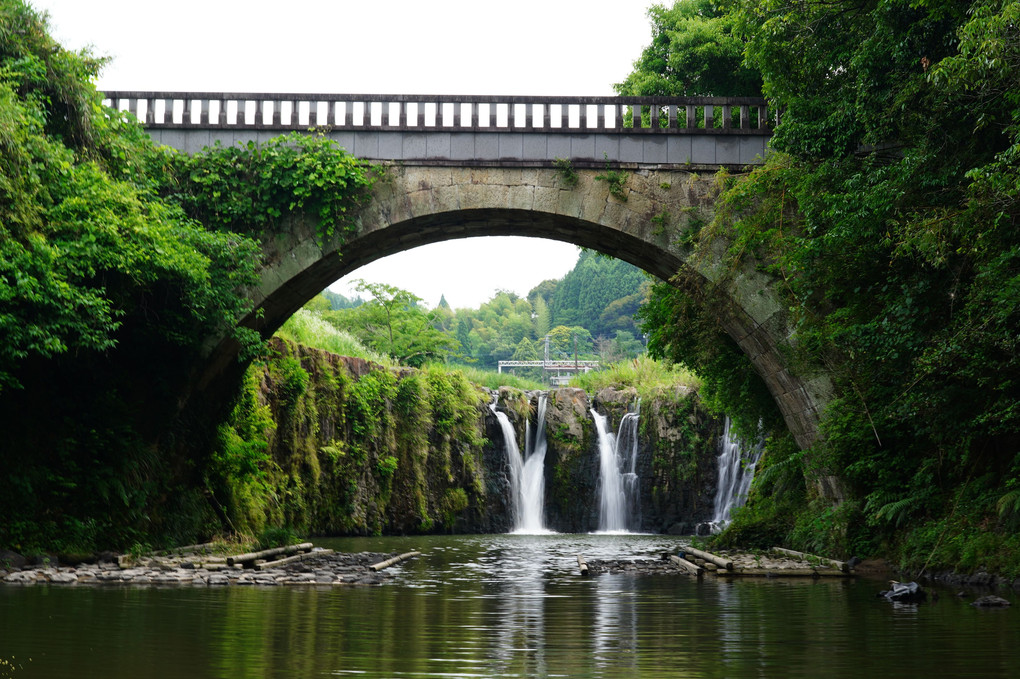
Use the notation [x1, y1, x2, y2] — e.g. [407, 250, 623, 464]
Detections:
[490, 395, 550, 533]
[591, 403, 641, 533]
[709, 417, 763, 532]
[518, 394, 549, 533]
[490, 400, 524, 529]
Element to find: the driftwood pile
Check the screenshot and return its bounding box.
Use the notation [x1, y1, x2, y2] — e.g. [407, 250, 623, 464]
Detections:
[2, 542, 422, 588]
[578, 546, 852, 579]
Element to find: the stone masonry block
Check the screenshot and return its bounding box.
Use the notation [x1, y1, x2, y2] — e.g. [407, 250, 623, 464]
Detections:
[426, 133, 452, 159]
[620, 137, 644, 163]
[691, 136, 715, 165]
[450, 133, 474, 160]
[667, 136, 693, 165]
[739, 136, 767, 165]
[715, 137, 740, 165]
[644, 137, 667, 164]
[475, 134, 499, 160]
[570, 135, 596, 161]
[328, 131, 356, 154]
[401, 133, 426, 159]
[533, 186, 560, 213]
[508, 184, 535, 211]
[523, 135, 547, 160]
[594, 135, 620, 162]
[352, 132, 380, 159]
[498, 133, 524, 160]
[547, 136, 571, 160]
[377, 131, 403, 159]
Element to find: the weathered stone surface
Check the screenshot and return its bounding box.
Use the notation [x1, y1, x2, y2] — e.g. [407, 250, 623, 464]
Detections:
[191, 164, 829, 457]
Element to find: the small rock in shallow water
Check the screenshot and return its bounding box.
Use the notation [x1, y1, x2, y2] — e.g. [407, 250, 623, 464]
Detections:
[971, 595, 1011, 608]
[881, 581, 927, 603]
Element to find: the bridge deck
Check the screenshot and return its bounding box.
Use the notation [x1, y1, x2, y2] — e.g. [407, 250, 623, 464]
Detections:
[104, 92, 772, 168]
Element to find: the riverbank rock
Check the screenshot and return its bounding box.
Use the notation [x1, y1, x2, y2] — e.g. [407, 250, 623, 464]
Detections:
[0, 550, 27, 571]
[971, 595, 1011, 608]
[1, 551, 415, 588]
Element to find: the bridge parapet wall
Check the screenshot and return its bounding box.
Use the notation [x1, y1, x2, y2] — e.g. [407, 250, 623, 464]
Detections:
[103, 92, 772, 168]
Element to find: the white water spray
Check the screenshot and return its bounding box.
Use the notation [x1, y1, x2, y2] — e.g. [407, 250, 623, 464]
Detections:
[489, 399, 524, 529]
[518, 394, 549, 533]
[490, 395, 550, 533]
[709, 417, 763, 532]
[591, 403, 641, 533]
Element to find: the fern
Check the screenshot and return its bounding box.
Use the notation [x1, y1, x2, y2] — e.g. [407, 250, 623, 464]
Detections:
[873, 497, 915, 527]
[996, 489, 1020, 518]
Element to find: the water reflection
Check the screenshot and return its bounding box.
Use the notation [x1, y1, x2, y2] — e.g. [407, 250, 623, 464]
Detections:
[1, 534, 1018, 678]
[488, 538, 548, 676]
[592, 575, 638, 673]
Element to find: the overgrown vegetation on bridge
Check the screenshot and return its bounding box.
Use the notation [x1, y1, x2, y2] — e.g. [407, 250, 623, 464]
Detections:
[626, 0, 1020, 575]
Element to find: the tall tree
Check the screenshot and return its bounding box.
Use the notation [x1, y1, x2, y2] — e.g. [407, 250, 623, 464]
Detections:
[615, 0, 762, 97]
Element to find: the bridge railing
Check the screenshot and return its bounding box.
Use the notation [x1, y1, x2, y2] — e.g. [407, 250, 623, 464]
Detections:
[102, 92, 772, 135]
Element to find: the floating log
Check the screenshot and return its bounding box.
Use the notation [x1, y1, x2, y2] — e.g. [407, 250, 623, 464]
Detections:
[684, 546, 733, 570]
[670, 555, 704, 577]
[577, 555, 590, 576]
[369, 551, 421, 572]
[771, 547, 848, 573]
[256, 549, 334, 571]
[717, 567, 849, 577]
[226, 542, 314, 567]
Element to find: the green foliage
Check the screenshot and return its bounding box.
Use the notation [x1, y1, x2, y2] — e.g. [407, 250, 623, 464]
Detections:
[553, 157, 579, 187]
[615, 0, 762, 98]
[438, 364, 546, 391]
[256, 527, 300, 550]
[594, 155, 629, 201]
[275, 309, 392, 365]
[633, 0, 1020, 572]
[208, 339, 489, 538]
[650, 210, 671, 236]
[570, 355, 700, 397]
[376, 456, 399, 478]
[160, 131, 376, 242]
[548, 249, 648, 338]
[0, 1, 269, 552]
[327, 280, 458, 367]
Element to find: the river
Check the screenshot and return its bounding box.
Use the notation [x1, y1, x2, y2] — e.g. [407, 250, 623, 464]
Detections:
[1, 533, 1017, 678]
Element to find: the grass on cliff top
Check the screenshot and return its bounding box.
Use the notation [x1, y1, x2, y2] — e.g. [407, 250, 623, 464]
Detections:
[435, 363, 547, 391]
[275, 309, 393, 366]
[570, 356, 701, 395]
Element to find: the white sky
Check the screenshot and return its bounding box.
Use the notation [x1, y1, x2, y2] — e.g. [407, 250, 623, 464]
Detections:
[32, 0, 660, 309]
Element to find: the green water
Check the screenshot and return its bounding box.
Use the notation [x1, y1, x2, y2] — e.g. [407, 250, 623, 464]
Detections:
[1, 533, 1016, 678]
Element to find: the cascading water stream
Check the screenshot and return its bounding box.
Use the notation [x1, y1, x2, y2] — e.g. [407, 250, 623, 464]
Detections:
[490, 395, 550, 533]
[489, 400, 524, 529]
[591, 403, 641, 533]
[709, 417, 763, 532]
[518, 394, 549, 533]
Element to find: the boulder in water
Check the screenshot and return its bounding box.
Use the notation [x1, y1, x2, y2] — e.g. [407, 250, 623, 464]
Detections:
[971, 595, 1011, 608]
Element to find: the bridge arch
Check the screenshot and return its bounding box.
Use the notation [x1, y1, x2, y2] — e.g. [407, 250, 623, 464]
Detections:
[194, 165, 830, 450]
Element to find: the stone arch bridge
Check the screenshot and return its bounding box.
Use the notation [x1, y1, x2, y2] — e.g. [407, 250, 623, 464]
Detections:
[106, 91, 830, 449]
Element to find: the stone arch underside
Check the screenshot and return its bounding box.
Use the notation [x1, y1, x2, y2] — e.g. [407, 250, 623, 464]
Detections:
[200, 165, 831, 450]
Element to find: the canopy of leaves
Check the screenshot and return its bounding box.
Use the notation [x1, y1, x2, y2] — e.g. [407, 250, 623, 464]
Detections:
[325, 281, 458, 367]
[636, 0, 1020, 565]
[615, 0, 762, 97]
[0, 0, 261, 393]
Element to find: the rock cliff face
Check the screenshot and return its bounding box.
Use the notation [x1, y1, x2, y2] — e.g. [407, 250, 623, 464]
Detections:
[488, 386, 723, 534]
[224, 341, 724, 537]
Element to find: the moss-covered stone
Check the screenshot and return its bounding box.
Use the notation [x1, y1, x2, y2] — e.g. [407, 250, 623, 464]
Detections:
[209, 338, 491, 537]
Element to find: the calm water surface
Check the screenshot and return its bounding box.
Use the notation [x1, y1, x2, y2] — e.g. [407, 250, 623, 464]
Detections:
[1, 533, 1017, 678]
